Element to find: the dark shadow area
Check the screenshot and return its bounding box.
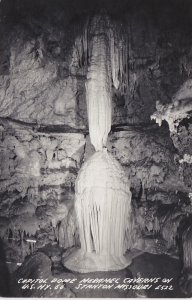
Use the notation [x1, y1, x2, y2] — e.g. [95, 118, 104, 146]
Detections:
[129, 252, 185, 298]
[0, 238, 12, 297]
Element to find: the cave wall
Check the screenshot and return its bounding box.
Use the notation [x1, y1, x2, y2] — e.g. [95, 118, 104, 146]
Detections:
[0, 120, 85, 261]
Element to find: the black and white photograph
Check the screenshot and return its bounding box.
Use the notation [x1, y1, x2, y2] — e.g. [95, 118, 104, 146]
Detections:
[0, 0, 192, 298]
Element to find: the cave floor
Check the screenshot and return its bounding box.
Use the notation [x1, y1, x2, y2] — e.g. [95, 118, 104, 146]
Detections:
[58, 252, 185, 298]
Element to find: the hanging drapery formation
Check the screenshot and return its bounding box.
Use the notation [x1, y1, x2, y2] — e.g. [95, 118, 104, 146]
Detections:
[72, 15, 131, 101]
[110, 25, 129, 96]
[63, 13, 133, 272]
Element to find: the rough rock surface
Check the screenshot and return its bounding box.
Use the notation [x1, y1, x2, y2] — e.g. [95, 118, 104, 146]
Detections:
[0, 120, 85, 261]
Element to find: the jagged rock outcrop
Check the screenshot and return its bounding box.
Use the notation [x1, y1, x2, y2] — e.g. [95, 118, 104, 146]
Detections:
[151, 79, 192, 190]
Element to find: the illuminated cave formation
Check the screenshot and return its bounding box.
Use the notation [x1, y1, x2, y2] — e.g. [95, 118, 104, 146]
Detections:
[63, 14, 133, 272]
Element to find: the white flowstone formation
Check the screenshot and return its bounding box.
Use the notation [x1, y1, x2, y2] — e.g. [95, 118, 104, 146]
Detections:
[64, 14, 132, 272]
[151, 79, 192, 133]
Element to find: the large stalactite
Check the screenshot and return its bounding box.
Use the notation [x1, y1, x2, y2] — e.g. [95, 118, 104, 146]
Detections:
[85, 15, 112, 151]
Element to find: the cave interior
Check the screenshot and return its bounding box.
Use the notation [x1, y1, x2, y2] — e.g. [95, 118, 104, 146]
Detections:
[0, 0, 192, 298]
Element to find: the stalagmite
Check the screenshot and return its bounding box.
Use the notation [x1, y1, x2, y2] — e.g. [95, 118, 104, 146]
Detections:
[63, 14, 132, 272]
